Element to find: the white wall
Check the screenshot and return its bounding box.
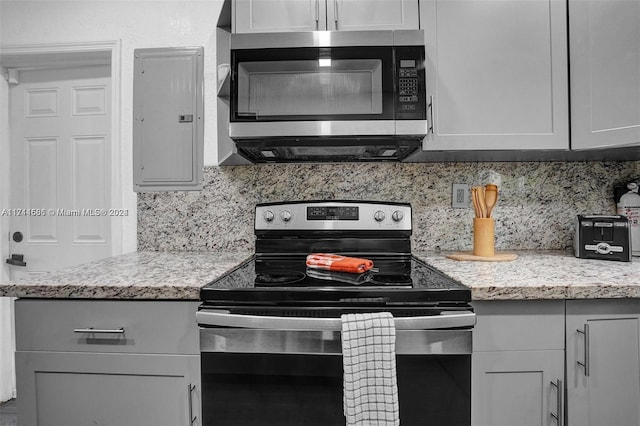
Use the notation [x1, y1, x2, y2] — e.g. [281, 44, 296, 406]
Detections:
[0, 0, 224, 254]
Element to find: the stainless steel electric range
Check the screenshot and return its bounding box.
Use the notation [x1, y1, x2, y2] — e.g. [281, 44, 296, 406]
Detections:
[197, 201, 474, 426]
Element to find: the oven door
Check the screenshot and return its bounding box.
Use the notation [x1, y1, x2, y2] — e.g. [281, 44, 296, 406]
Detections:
[198, 311, 473, 426]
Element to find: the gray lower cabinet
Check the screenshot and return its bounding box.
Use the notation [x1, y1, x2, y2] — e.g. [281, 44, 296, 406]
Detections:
[566, 299, 640, 426]
[472, 300, 565, 426]
[14, 299, 201, 426]
[473, 350, 564, 426]
[15, 352, 199, 426]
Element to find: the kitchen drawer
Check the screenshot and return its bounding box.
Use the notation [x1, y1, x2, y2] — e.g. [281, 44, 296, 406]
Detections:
[15, 299, 199, 354]
[472, 300, 565, 352]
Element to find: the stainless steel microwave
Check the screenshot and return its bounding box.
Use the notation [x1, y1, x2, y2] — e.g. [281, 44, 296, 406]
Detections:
[223, 30, 428, 163]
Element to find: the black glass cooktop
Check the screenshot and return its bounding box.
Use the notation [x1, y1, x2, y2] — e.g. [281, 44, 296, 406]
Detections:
[200, 255, 470, 304]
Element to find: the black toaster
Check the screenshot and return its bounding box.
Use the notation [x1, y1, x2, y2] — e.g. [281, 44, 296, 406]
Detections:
[575, 215, 631, 262]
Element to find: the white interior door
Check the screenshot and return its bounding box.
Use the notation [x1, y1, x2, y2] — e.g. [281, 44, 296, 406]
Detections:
[8, 65, 112, 279]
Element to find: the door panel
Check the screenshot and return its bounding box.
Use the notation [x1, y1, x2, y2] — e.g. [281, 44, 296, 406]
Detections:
[587, 318, 640, 426]
[8, 66, 111, 278]
[138, 56, 194, 183]
[16, 351, 200, 426]
[133, 47, 204, 191]
[71, 136, 108, 243]
[234, 0, 323, 32]
[329, 0, 419, 31]
[421, 0, 569, 150]
[472, 350, 564, 426]
[25, 138, 58, 242]
[566, 300, 640, 426]
[569, 0, 640, 149]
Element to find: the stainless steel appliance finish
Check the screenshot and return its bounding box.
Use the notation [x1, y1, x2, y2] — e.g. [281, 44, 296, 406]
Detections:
[230, 29, 425, 50]
[197, 310, 475, 331]
[198, 200, 474, 426]
[222, 30, 428, 163]
[255, 200, 412, 231]
[229, 120, 428, 138]
[200, 328, 472, 355]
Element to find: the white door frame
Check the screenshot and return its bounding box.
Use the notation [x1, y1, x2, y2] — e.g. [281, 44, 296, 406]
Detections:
[0, 40, 125, 260]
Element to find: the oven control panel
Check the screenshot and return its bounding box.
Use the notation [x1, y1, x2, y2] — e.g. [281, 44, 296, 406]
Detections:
[255, 201, 411, 231]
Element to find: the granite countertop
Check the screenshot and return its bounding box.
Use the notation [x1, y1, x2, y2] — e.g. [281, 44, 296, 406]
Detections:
[0, 251, 252, 300]
[0, 250, 638, 301]
[416, 250, 640, 300]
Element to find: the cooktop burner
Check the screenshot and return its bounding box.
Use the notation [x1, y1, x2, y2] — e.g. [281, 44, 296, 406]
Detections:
[255, 270, 307, 286]
[252, 255, 414, 288]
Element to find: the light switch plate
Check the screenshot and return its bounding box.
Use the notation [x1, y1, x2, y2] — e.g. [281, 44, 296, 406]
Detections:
[452, 183, 470, 208]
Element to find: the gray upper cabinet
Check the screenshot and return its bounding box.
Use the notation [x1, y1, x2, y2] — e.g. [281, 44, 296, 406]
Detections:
[420, 0, 569, 151]
[569, 0, 640, 150]
[133, 47, 204, 192]
[233, 0, 419, 33]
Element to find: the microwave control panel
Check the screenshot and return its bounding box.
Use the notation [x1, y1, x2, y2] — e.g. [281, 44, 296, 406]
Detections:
[395, 46, 426, 120]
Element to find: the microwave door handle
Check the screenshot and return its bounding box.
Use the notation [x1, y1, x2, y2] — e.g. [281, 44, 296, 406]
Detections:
[333, 0, 339, 29]
[315, 0, 320, 30]
[196, 310, 476, 330]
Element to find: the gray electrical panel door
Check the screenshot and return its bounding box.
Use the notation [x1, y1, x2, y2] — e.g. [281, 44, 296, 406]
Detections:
[133, 47, 204, 191]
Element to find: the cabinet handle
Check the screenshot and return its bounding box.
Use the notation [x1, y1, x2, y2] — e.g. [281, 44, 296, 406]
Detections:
[333, 0, 339, 29]
[550, 379, 563, 425]
[73, 327, 125, 334]
[188, 383, 197, 425]
[577, 324, 590, 376]
[428, 95, 434, 134]
[315, 0, 320, 30]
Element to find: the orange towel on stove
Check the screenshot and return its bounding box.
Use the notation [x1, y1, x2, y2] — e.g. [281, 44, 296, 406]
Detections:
[306, 253, 374, 274]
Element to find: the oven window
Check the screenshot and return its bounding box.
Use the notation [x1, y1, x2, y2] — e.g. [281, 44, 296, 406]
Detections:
[201, 353, 470, 426]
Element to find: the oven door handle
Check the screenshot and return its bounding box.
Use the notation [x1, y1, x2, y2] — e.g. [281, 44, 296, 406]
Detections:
[196, 310, 476, 330]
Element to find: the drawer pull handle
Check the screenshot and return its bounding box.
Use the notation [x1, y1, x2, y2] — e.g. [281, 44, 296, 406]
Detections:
[550, 379, 563, 425]
[188, 384, 197, 425]
[74, 327, 125, 334]
[577, 324, 590, 376]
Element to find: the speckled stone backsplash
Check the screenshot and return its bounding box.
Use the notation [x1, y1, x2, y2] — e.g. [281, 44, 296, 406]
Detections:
[138, 161, 640, 252]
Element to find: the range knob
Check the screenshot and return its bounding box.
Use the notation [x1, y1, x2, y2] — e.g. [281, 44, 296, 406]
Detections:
[374, 210, 386, 222]
[263, 210, 275, 222]
[392, 210, 404, 222]
[280, 210, 292, 222]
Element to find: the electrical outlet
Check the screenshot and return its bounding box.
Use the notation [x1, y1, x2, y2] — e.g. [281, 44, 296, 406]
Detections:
[452, 183, 469, 208]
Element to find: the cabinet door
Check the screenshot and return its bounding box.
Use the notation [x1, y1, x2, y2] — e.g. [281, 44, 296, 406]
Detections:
[234, 0, 325, 32]
[327, 0, 419, 31]
[566, 299, 640, 426]
[133, 47, 204, 192]
[569, 0, 640, 149]
[420, 0, 569, 151]
[16, 351, 201, 426]
[472, 350, 564, 426]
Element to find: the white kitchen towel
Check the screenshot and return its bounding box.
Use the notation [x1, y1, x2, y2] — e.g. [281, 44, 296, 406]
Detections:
[341, 312, 399, 426]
